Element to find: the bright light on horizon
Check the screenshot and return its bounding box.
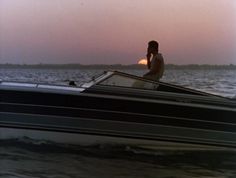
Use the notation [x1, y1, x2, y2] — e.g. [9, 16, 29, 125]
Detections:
[138, 59, 147, 65]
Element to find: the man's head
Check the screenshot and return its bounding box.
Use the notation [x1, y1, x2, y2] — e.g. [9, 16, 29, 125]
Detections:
[148, 40, 159, 54]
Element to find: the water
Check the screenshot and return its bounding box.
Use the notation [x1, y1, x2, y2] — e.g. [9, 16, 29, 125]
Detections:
[1, 68, 236, 178]
[0, 68, 235, 98]
[1, 140, 236, 178]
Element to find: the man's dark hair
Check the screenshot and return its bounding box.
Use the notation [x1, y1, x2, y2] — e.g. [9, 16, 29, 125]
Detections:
[148, 40, 159, 50]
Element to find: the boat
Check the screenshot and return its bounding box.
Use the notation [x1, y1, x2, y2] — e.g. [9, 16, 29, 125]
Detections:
[0, 70, 236, 150]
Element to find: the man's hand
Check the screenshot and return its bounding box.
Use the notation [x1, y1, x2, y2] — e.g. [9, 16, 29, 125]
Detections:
[146, 53, 151, 69]
[146, 52, 151, 60]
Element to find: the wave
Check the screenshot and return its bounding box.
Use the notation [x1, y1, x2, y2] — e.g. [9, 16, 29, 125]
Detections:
[2, 137, 236, 178]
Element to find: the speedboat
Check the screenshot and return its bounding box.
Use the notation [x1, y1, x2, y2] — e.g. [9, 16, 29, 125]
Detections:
[0, 71, 236, 150]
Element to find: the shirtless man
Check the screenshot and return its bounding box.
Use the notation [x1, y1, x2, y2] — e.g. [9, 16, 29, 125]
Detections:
[143, 40, 164, 81]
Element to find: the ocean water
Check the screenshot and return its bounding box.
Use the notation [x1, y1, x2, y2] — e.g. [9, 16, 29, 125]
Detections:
[0, 68, 235, 98]
[1, 68, 236, 178]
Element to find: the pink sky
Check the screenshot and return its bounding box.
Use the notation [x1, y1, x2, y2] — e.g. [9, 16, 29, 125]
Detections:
[1, 0, 236, 64]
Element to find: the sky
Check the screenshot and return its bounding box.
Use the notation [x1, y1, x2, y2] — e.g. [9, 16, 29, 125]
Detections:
[0, 0, 236, 65]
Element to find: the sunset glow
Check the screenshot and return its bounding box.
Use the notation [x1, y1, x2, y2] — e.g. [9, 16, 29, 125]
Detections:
[0, 0, 236, 65]
[138, 59, 147, 65]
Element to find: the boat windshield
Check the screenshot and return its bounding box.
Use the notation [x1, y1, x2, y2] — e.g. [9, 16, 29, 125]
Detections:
[83, 71, 222, 97]
[98, 71, 159, 90]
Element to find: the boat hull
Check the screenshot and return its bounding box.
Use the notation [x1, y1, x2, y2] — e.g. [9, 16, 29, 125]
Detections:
[1, 77, 236, 150]
[2, 127, 234, 151]
[1, 109, 236, 150]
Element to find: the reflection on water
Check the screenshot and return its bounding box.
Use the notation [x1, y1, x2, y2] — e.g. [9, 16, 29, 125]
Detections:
[162, 69, 236, 98]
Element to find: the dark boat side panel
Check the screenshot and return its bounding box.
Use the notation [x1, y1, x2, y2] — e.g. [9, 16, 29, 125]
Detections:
[0, 89, 236, 132]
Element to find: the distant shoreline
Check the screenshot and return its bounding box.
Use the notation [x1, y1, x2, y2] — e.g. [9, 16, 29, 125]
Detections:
[0, 64, 236, 70]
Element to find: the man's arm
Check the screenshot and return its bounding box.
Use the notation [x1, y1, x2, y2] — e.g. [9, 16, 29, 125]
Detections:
[146, 53, 151, 69]
[144, 55, 163, 76]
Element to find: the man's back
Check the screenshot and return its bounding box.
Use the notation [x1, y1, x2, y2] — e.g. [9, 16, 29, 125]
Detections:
[150, 53, 164, 79]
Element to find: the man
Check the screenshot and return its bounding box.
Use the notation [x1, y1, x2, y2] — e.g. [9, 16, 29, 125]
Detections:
[143, 40, 164, 81]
